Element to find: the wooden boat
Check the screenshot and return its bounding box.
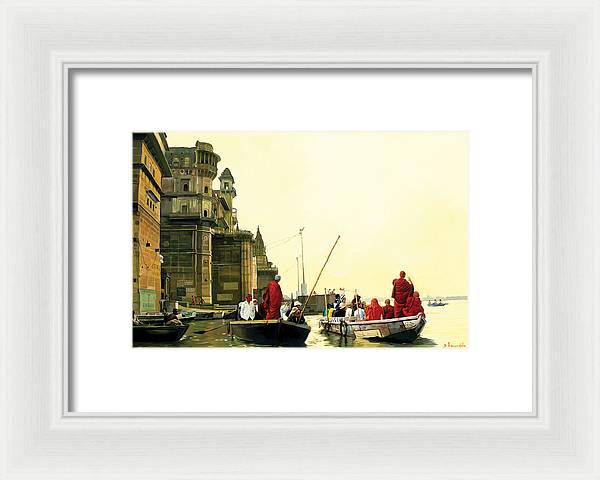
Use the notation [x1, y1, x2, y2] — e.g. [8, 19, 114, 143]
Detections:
[132, 324, 190, 342]
[319, 313, 426, 343]
[220, 309, 238, 320]
[137, 316, 195, 326]
[137, 313, 164, 322]
[427, 301, 448, 307]
[229, 319, 311, 346]
[194, 311, 217, 319]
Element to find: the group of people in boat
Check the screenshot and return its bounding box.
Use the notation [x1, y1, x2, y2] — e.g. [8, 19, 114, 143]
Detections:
[236, 274, 308, 325]
[326, 271, 425, 321]
[137, 268, 425, 327]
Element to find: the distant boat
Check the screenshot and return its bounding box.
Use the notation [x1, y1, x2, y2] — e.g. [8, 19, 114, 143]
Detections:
[132, 324, 190, 342]
[319, 313, 426, 343]
[427, 300, 448, 307]
[229, 319, 311, 346]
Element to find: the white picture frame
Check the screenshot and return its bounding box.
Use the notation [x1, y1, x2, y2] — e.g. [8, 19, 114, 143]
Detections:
[1, 1, 598, 478]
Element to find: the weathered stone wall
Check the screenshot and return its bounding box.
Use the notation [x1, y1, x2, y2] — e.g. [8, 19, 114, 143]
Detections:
[132, 208, 161, 312]
[212, 234, 242, 304]
[132, 138, 164, 313]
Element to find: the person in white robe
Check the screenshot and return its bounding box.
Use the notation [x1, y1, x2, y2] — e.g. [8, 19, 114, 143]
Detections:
[238, 294, 257, 320]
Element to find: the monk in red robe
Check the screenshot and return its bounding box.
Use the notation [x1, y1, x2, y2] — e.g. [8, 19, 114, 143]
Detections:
[382, 299, 394, 319]
[391, 271, 414, 317]
[402, 291, 425, 317]
[366, 298, 384, 320]
[262, 274, 283, 320]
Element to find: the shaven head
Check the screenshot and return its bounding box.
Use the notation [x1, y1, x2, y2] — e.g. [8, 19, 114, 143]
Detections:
[274, 274, 281, 282]
[399, 271, 406, 278]
[385, 299, 391, 305]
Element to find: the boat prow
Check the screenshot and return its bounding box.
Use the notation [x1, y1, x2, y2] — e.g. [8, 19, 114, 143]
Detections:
[229, 319, 311, 346]
[132, 324, 190, 343]
[320, 313, 426, 343]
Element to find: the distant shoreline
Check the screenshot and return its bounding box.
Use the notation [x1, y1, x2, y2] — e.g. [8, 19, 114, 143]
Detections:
[422, 295, 468, 301]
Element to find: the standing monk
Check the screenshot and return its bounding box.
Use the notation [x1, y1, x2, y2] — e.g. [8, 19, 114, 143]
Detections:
[391, 271, 414, 317]
[262, 274, 283, 320]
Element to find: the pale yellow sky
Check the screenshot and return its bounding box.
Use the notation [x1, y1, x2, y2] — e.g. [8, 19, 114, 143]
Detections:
[165, 132, 468, 300]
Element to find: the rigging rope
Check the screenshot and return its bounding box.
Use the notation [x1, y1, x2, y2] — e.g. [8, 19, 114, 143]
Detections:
[265, 233, 299, 249]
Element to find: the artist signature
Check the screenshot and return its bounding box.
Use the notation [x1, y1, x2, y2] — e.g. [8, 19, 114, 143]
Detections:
[443, 342, 466, 348]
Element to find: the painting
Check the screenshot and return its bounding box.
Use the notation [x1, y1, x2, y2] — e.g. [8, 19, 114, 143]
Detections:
[132, 132, 468, 348]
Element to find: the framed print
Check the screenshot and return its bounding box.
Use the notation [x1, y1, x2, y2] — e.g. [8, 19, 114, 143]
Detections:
[1, 1, 599, 479]
[69, 69, 532, 414]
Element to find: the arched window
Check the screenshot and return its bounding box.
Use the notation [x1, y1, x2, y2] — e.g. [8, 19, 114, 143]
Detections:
[203, 210, 208, 217]
[181, 204, 188, 213]
[203, 186, 208, 194]
[183, 183, 189, 192]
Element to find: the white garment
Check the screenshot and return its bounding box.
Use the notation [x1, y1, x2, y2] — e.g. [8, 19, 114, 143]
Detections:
[355, 308, 366, 320]
[238, 300, 257, 320]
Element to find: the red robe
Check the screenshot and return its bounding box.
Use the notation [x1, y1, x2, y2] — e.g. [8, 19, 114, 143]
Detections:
[262, 280, 283, 320]
[366, 299, 383, 320]
[382, 305, 394, 319]
[402, 296, 425, 317]
[392, 278, 413, 317]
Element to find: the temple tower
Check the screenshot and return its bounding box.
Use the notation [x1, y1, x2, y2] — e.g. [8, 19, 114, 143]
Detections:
[217, 168, 236, 233]
[253, 226, 279, 299]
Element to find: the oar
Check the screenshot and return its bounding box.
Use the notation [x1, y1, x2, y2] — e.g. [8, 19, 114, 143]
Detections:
[300, 235, 341, 318]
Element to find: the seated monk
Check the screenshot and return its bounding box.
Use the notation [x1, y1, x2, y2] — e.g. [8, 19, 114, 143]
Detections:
[382, 299, 394, 319]
[402, 291, 425, 317]
[366, 298, 383, 320]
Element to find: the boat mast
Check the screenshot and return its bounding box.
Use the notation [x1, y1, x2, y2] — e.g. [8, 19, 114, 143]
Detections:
[299, 227, 307, 295]
[300, 235, 341, 318]
[295, 255, 300, 297]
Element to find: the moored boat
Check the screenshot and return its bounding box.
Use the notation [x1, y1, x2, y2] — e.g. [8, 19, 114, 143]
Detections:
[221, 309, 238, 320]
[137, 315, 195, 325]
[319, 313, 426, 343]
[137, 313, 164, 323]
[229, 319, 311, 346]
[132, 324, 190, 342]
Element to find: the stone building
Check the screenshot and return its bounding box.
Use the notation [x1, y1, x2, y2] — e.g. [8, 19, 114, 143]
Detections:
[132, 132, 171, 313]
[160, 141, 278, 306]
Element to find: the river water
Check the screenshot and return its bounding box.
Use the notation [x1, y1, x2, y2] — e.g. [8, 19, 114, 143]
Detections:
[134, 299, 468, 348]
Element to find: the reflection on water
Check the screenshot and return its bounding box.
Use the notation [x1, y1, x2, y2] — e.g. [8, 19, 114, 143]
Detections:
[133, 299, 468, 348]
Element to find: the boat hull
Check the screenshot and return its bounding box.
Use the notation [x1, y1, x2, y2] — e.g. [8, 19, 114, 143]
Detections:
[221, 309, 238, 320]
[132, 324, 190, 342]
[320, 314, 426, 343]
[229, 319, 311, 346]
